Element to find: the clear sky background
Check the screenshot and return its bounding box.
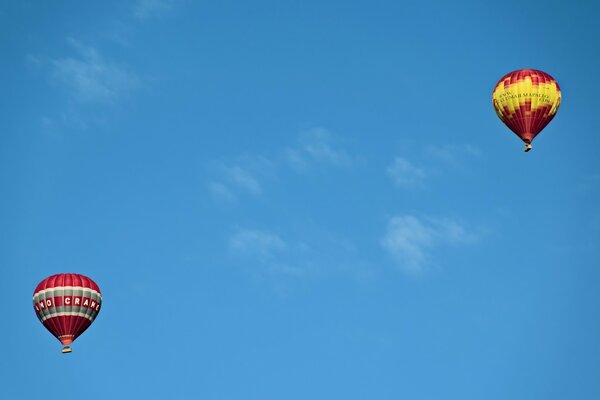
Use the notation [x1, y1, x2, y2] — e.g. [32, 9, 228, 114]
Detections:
[1, 1, 599, 399]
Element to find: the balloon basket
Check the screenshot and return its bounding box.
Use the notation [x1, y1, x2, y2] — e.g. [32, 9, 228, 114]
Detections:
[61, 346, 72, 354]
[524, 143, 532, 152]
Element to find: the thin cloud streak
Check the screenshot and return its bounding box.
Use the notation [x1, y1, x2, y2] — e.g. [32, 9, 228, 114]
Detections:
[382, 214, 478, 274]
[133, 0, 173, 20]
[208, 128, 357, 205]
[228, 226, 369, 281]
[301, 128, 352, 166]
[50, 38, 139, 103]
[386, 157, 426, 187]
[424, 144, 482, 168]
[230, 228, 287, 260]
[229, 228, 304, 278]
[222, 165, 262, 195]
[284, 128, 356, 171]
[207, 182, 237, 205]
[386, 143, 481, 189]
[208, 156, 274, 204]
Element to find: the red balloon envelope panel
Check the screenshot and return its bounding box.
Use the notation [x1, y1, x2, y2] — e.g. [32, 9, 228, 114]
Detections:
[33, 273, 102, 350]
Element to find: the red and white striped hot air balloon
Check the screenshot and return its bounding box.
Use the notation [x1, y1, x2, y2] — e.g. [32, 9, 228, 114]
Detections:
[33, 273, 102, 353]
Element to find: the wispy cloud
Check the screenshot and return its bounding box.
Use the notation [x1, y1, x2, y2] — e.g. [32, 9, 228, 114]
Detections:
[382, 215, 478, 274]
[386, 143, 481, 189]
[424, 144, 481, 168]
[208, 156, 274, 204]
[208, 128, 357, 204]
[229, 228, 307, 277]
[133, 0, 173, 20]
[230, 228, 288, 260]
[207, 182, 237, 205]
[283, 128, 356, 171]
[386, 157, 426, 187]
[222, 165, 263, 195]
[50, 38, 139, 103]
[228, 226, 369, 282]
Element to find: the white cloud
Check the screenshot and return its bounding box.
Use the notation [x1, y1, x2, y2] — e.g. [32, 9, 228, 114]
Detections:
[382, 215, 478, 274]
[38, 107, 110, 134]
[229, 227, 314, 279]
[385, 144, 481, 189]
[133, 0, 173, 20]
[207, 181, 236, 205]
[50, 38, 139, 103]
[230, 228, 287, 261]
[208, 157, 274, 204]
[25, 54, 42, 67]
[282, 148, 308, 172]
[223, 165, 262, 195]
[207, 128, 357, 205]
[284, 128, 355, 171]
[424, 144, 481, 168]
[301, 128, 351, 165]
[386, 157, 426, 187]
[228, 226, 369, 282]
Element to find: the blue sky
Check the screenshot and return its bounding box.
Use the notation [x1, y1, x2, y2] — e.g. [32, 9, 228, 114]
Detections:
[2, 1, 600, 399]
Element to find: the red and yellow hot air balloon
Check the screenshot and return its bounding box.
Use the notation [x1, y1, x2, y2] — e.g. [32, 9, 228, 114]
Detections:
[33, 273, 102, 353]
[492, 69, 561, 151]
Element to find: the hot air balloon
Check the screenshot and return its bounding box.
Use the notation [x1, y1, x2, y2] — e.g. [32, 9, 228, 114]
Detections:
[492, 69, 561, 152]
[33, 273, 102, 353]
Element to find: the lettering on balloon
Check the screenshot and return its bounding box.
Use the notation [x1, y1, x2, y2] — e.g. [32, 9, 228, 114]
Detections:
[33, 296, 101, 313]
[495, 92, 553, 105]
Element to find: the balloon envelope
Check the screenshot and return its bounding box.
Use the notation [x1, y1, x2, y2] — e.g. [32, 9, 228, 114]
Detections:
[33, 273, 102, 348]
[492, 69, 561, 149]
